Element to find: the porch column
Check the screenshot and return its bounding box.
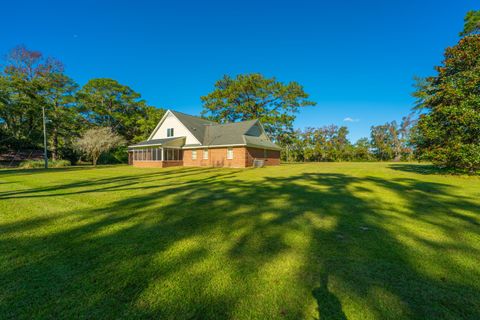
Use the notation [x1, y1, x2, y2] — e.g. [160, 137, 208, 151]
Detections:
[160, 147, 163, 161]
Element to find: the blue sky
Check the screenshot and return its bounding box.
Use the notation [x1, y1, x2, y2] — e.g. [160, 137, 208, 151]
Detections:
[1, 0, 477, 141]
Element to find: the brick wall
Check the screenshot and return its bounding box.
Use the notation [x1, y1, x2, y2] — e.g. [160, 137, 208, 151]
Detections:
[132, 147, 280, 168]
[245, 147, 281, 166]
[183, 147, 248, 168]
[132, 160, 183, 168]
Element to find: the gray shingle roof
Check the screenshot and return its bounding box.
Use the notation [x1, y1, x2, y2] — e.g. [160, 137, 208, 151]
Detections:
[170, 110, 216, 144]
[128, 137, 184, 148]
[203, 119, 258, 146]
[243, 135, 282, 150]
[137, 110, 281, 151]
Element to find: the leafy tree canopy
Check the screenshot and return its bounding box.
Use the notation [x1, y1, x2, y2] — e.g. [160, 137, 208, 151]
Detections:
[413, 35, 480, 172]
[460, 10, 480, 36]
[76, 78, 149, 142]
[0, 46, 67, 150]
[201, 73, 316, 140]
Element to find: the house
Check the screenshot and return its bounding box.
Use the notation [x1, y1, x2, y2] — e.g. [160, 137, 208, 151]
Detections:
[128, 110, 281, 168]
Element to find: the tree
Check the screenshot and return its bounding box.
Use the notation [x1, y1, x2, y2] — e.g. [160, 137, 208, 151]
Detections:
[76, 79, 148, 142]
[41, 73, 81, 160]
[397, 114, 416, 160]
[134, 106, 166, 142]
[0, 46, 64, 150]
[285, 125, 352, 162]
[412, 34, 480, 173]
[353, 138, 371, 161]
[370, 124, 394, 161]
[74, 127, 125, 167]
[460, 10, 480, 36]
[201, 73, 316, 140]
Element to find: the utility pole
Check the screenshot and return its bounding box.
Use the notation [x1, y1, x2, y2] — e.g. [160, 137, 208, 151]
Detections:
[42, 105, 48, 169]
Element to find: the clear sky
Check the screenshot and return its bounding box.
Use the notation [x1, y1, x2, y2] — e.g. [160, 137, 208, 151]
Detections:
[1, 0, 477, 141]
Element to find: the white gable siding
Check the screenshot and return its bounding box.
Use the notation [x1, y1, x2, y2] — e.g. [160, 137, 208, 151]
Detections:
[150, 111, 200, 145]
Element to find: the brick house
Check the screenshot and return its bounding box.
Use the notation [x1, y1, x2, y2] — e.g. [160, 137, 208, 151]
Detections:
[128, 110, 281, 168]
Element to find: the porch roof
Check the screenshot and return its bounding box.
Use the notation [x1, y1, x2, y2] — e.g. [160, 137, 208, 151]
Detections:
[128, 137, 186, 149]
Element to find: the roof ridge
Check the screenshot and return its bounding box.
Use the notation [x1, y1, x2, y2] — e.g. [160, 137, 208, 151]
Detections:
[210, 119, 258, 127]
[170, 109, 217, 124]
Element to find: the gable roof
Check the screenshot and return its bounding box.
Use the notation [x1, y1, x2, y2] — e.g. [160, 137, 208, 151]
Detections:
[202, 119, 258, 146]
[144, 109, 281, 150]
[170, 110, 216, 144]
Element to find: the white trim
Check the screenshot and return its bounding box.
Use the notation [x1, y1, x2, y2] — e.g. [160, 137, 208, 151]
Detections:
[129, 144, 182, 149]
[182, 144, 246, 149]
[183, 143, 281, 151]
[227, 147, 233, 160]
[148, 110, 170, 140]
[148, 110, 202, 145]
[131, 143, 280, 151]
[132, 147, 165, 162]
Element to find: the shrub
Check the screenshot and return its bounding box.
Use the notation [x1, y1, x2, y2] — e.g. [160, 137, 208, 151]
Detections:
[19, 160, 71, 169]
[98, 146, 128, 164]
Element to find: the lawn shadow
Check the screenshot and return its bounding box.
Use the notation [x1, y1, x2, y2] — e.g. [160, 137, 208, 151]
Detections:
[312, 273, 347, 320]
[0, 167, 479, 318]
[388, 163, 470, 175]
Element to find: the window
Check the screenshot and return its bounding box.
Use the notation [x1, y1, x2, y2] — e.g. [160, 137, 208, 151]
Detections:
[192, 150, 197, 160]
[203, 149, 208, 160]
[227, 148, 233, 160]
[264, 149, 268, 158]
[167, 128, 174, 137]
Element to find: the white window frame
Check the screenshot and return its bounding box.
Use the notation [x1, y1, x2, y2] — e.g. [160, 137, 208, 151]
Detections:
[167, 128, 174, 137]
[203, 149, 208, 160]
[192, 150, 197, 160]
[227, 147, 233, 160]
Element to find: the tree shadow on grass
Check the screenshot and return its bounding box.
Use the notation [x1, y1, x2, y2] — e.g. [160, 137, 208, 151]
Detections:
[388, 163, 469, 175]
[0, 166, 231, 200]
[0, 168, 479, 319]
[312, 273, 347, 320]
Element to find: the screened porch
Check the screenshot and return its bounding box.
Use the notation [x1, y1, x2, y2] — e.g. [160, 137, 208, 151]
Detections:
[131, 147, 183, 162]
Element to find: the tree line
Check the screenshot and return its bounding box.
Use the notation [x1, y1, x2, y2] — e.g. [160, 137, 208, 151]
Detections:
[281, 115, 415, 163]
[1, 10, 478, 172]
[200, 11, 480, 173]
[0, 46, 165, 163]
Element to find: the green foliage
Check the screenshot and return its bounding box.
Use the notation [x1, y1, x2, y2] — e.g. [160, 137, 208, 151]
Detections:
[283, 126, 356, 162]
[283, 116, 414, 163]
[370, 124, 394, 160]
[413, 35, 480, 173]
[98, 146, 129, 164]
[133, 106, 166, 142]
[42, 73, 82, 160]
[460, 10, 480, 36]
[370, 116, 415, 161]
[0, 46, 162, 164]
[353, 138, 372, 161]
[0, 46, 58, 150]
[19, 159, 70, 168]
[201, 73, 316, 140]
[76, 78, 149, 142]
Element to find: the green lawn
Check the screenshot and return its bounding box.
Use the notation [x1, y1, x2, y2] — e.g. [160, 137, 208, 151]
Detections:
[0, 163, 479, 319]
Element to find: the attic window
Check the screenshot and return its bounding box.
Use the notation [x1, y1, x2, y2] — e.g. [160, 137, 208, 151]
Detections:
[167, 128, 174, 137]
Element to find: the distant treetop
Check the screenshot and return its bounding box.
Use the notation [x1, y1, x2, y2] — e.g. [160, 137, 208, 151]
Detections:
[460, 10, 480, 36]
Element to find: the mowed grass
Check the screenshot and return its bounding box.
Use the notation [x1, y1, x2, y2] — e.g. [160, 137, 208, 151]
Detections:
[0, 163, 479, 320]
